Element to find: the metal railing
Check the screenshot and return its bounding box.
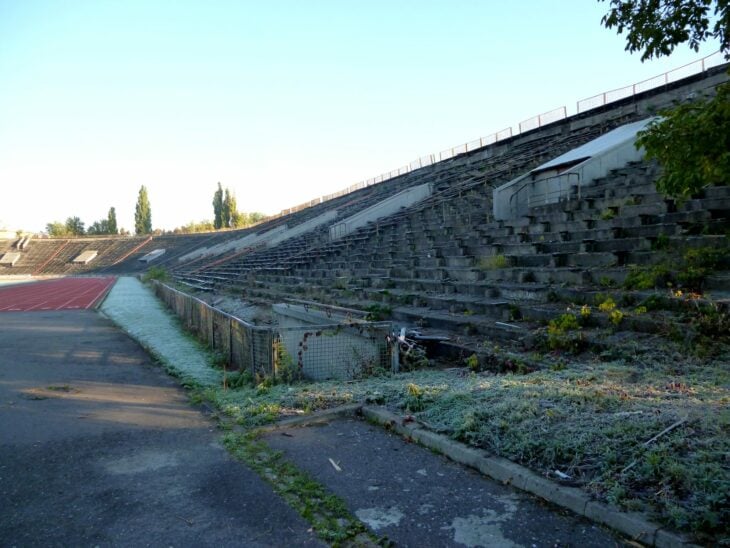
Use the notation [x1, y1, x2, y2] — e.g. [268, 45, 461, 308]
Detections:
[519, 107, 568, 133]
[577, 50, 725, 113]
[509, 172, 581, 217]
[264, 52, 724, 226]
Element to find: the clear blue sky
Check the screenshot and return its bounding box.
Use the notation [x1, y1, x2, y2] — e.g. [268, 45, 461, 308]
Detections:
[0, 1, 721, 233]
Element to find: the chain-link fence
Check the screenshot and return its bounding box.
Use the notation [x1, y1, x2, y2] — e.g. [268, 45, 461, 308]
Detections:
[276, 321, 394, 381]
[151, 280, 395, 381]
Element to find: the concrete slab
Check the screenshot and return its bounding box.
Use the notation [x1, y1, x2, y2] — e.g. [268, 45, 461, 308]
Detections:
[0, 311, 321, 547]
[263, 417, 624, 547]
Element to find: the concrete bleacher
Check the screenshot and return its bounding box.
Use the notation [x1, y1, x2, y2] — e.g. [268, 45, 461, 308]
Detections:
[223, 158, 728, 358]
[0, 233, 229, 276]
[165, 64, 728, 349]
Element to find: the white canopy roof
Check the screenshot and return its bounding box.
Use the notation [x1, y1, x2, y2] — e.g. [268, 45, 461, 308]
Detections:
[533, 118, 655, 172]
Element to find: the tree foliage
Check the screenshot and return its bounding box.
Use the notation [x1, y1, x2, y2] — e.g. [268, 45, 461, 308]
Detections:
[212, 183, 260, 229]
[637, 82, 730, 199]
[46, 221, 70, 237]
[600, 0, 730, 199]
[134, 185, 152, 235]
[212, 182, 224, 229]
[107, 207, 118, 234]
[46, 217, 87, 236]
[86, 206, 119, 235]
[222, 188, 235, 228]
[87, 220, 110, 235]
[172, 220, 215, 234]
[65, 216, 85, 236]
[230, 210, 246, 228]
[600, 0, 730, 61]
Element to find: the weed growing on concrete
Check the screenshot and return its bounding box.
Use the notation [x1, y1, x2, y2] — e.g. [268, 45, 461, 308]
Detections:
[364, 303, 392, 321]
[609, 309, 624, 326]
[478, 254, 508, 270]
[222, 432, 374, 545]
[465, 353, 479, 372]
[600, 208, 616, 220]
[544, 313, 584, 352]
[623, 264, 672, 290]
[598, 276, 616, 288]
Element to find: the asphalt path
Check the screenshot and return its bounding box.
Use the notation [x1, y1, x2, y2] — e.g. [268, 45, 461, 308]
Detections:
[0, 311, 321, 547]
[265, 418, 625, 547]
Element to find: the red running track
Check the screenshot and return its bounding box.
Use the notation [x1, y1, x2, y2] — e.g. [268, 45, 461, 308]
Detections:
[0, 277, 116, 313]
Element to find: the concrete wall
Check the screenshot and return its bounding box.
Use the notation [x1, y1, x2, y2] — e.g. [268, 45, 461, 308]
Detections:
[177, 225, 287, 263]
[329, 182, 433, 240]
[0, 252, 21, 266]
[267, 209, 338, 246]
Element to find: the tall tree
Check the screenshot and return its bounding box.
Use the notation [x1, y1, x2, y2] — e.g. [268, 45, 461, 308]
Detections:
[599, 0, 729, 60]
[134, 185, 152, 235]
[212, 182, 224, 229]
[222, 188, 237, 228]
[107, 207, 118, 234]
[65, 216, 85, 236]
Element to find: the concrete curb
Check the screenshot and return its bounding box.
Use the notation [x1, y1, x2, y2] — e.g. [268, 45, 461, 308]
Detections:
[359, 405, 699, 548]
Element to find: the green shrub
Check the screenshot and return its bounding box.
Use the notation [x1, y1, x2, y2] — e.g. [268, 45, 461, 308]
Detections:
[465, 353, 479, 372]
[545, 313, 585, 352]
[598, 296, 617, 313]
[275, 346, 302, 384]
[623, 264, 672, 290]
[404, 383, 426, 412]
[609, 309, 624, 326]
[364, 304, 392, 321]
[143, 266, 169, 282]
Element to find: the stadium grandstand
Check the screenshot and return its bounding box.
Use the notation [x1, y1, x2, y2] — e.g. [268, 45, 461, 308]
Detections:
[1, 60, 729, 367]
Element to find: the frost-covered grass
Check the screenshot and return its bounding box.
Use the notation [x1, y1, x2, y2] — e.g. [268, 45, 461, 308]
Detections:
[100, 277, 220, 387]
[206, 350, 730, 543]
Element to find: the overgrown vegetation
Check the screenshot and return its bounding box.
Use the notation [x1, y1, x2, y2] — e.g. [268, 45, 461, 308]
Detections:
[364, 303, 392, 321]
[623, 245, 728, 291]
[141, 266, 169, 283]
[222, 432, 374, 545]
[206, 346, 730, 543]
[544, 312, 586, 353]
